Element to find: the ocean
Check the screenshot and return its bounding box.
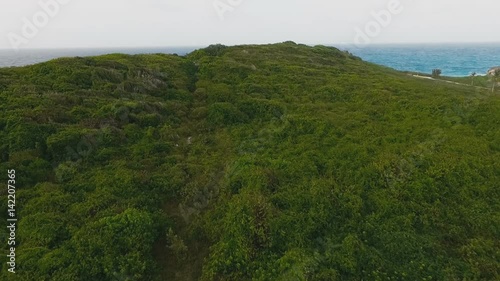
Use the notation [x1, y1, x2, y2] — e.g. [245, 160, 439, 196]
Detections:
[0, 43, 499, 77]
[342, 43, 500, 77]
[0, 47, 197, 69]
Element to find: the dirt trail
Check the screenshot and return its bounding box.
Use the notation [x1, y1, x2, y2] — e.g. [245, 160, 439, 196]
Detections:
[410, 74, 492, 91]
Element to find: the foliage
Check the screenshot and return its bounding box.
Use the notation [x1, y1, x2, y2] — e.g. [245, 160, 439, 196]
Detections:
[0, 43, 499, 280]
[432, 68, 442, 78]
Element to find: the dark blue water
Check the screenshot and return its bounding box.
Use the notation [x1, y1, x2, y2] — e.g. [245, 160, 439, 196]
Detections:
[343, 43, 500, 77]
[1, 44, 499, 77]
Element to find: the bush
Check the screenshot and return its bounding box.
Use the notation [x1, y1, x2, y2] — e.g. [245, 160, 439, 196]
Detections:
[203, 44, 229, 57]
[207, 102, 248, 126]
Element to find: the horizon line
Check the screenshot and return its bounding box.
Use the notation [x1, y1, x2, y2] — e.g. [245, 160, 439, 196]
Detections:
[1, 41, 500, 51]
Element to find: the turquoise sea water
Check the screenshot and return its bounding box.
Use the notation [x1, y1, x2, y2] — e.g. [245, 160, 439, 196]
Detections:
[0, 43, 499, 77]
[343, 43, 500, 77]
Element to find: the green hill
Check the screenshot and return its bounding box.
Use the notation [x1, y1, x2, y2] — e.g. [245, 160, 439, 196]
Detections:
[0, 42, 499, 280]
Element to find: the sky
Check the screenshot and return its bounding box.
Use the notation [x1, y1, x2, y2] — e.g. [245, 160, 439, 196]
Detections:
[0, 0, 499, 49]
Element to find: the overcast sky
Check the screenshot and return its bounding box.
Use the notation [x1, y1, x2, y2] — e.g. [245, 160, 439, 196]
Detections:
[0, 0, 499, 49]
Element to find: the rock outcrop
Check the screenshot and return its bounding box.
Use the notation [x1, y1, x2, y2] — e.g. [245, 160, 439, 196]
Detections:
[488, 66, 500, 75]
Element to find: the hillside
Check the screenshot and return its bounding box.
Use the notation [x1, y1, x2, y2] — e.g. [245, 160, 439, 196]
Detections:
[0, 42, 499, 281]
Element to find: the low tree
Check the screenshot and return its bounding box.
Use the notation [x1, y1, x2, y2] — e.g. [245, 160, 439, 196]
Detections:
[432, 69, 442, 78]
[470, 72, 476, 86]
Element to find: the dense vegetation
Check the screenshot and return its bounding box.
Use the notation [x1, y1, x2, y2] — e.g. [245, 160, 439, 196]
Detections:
[0, 42, 499, 280]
